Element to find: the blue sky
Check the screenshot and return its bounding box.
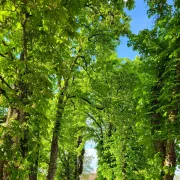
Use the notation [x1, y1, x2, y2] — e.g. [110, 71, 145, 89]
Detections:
[117, 0, 173, 60]
[117, 0, 153, 59]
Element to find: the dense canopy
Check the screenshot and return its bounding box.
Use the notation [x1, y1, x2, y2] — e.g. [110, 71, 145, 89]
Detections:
[0, 0, 179, 180]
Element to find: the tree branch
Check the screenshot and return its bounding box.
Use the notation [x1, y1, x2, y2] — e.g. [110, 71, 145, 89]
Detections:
[88, 33, 102, 42]
[87, 113, 103, 133]
[0, 53, 6, 58]
[0, 75, 14, 90]
[67, 95, 105, 110]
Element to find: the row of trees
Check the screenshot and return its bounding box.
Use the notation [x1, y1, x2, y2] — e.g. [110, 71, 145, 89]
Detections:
[0, 0, 179, 180]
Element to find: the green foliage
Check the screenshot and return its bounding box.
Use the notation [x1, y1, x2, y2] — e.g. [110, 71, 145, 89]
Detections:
[0, 0, 179, 180]
[128, 1, 180, 179]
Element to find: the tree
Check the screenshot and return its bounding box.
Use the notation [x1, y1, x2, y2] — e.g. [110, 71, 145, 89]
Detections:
[129, 0, 180, 179]
[45, 1, 134, 179]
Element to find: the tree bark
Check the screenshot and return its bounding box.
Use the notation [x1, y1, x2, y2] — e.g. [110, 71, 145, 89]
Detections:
[78, 147, 85, 177]
[0, 161, 4, 180]
[29, 149, 39, 180]
[162, 62, 180, 179]
[163, 140, 176, 180]
[47, 126, 60, 180]
[74, 136, 85, 180]
[47, 93, 64, 180]
[1, 5, 30, 177]
[151, 82, 167, 178]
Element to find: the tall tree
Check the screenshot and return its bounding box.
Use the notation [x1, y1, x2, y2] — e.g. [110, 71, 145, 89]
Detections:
[129, 0, 180, 179]
[46, 1, 134, 179]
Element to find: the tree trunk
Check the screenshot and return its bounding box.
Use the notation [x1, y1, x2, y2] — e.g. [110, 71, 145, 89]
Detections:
[2, 107, 20, 178]
[1, 3, 30, 179]
[29, 150, 39, 180]
[78, 147, 85, 177]
[151, 84, 167, 178]
[162, 62, 180, 179]
[74, 136, 85, 180]
[47, 93, 64, 180]
[0, 161, 4, 180]
[29, 173, 38, 180]
[162, 108, 177, 179]
[47, 126, 60, 180]
[163, 140, 176, 180]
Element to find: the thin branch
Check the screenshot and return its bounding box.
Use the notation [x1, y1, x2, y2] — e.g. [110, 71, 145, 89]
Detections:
[67, 95, 105, 110]
[87, 113, 102, 132]
[1, 40, 16, 60]
[0, 75, 14, 90]
[0, 53, 6, 58]
[81, 97, 102, 109]
[0, 88, 8, 99]
[88, 33, 102, 42]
